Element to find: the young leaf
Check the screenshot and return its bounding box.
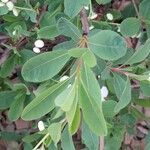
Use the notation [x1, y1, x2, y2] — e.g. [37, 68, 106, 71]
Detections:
[140, 80, 150, 96]
[79, 76, 107, 135]
[21, 80, 69, 120]
[82, 121, 99, 150]
[48, 123, 62, 145]
[113, 73, 131, 113]
[124, 38, 150, 64]
[89, 30, 127, 61]
[0, 54, 16, 78]
[0, 91, 17, 109]
[22, 50, 70, 82]
[37, 25, 59, 39]
[61, 126, 75, 150]
[55, 82, 76, 112]
[82, 50, 97, 68]
[57, 17, 81, 41]
[134, 99, 150, 107]
[64, 0, 89, 18]
[68, 48, 87, 58]
[120, 17, 141, 37]
[67, 104, 81, 135]
[8, 90, 26, 121]
[139, 0, 150, 21]
[102, 100, 117, 118]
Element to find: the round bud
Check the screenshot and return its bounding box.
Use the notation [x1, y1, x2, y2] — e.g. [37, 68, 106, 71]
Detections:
[101, 86, 109, 98]
[89, 25, 94, 30]
[1, 0, 9, 3]
[90, 12, 98, 20]
[34, 39, 44, 48]
[12, 8, 19, 16]
[33, 47, 41, 54]
[38, 121, 45, 131]
[60, 75, 69, 82]
[84, 6, 89, 10]
[6, 1, 14, 11]
[12, 30, 16, 35]
[106, 13, 113, 21]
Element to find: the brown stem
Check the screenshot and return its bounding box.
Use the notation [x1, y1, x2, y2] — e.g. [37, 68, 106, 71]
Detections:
[80, 8, 89, 35]
[111, 68, 129, 76]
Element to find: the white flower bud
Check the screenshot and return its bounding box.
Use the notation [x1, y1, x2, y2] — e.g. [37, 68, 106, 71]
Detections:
[12, 8, 19, 16]
[60, 75, 69, 82]
[101, 86, 108, 98]
[12, 30, 16, 35]
[84, 6, 89, 10]
[38, 121, 45, 131]
[0, 2, 5, 7]
[98, 75, 101, 79]
[90, 12, 98, 20]
[106, 13, 113, 21]
[89, 25, 94, 30]
[6, 1, 14, 11]
[117, 26, 120, 32]
[33, 47, 41, 53]
[1, 0, 9, 3]
[34, 39, 44, 48]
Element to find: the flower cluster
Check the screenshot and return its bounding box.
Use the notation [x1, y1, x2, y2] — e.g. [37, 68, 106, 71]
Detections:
[33, 40, 44, 53]
[0, 0, 19, 16]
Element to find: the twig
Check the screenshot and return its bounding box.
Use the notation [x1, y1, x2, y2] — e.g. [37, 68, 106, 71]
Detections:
[131, 0, 140, 19]
[99, 136, 104, 150]
[33, 133, 49, 150]
[0, 49, 10, 66]
[80, 8, 89, 35]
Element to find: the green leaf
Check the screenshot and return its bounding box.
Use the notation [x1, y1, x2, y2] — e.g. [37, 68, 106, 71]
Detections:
[67, 104, 80, 135]
[134, 99, 150, 107]
[113, 73, 131, 113]
[61, 126, 75, 150]
[105, 124, 125, 150]
[37, 25, 59, 39]
[57, 17, 81, 41]
[66, 79, 80, 134]
[8, 91, 26, 121]
[82, 50, 97, 68]
[0, 54, 16, 78]
[22, 50, 70, 82]
[140, 80, 150, 96]
[80, 63, 102, 105]
[23, 133, 41, 143]
[48, 123, 62, 145]
[68, 48, 87, 58]
[89, 30, 127, 61]
[21, 80, 69, 120]
[120, 17, 141, 37]
[64, 0, 89, 18]
[0, 6, 9, 15]
[79, 83, 107, 136]
[55, 82, 76, 112]
[96, 0, 111, 4]
[82, 121, 99, 150]
[124, 38, 150, 64]
[0, 91, 17, 109]
[139, 0, 150, 21]
[79, 65, 107, 136]
[102, 100, 117, 118]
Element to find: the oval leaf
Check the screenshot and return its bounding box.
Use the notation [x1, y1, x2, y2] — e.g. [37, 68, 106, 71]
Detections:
[22, 50, 70, 82]
[89, 30, 127, 61]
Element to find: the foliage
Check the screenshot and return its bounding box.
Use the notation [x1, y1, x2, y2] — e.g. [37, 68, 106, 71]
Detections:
[0, 0, 150, 149]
